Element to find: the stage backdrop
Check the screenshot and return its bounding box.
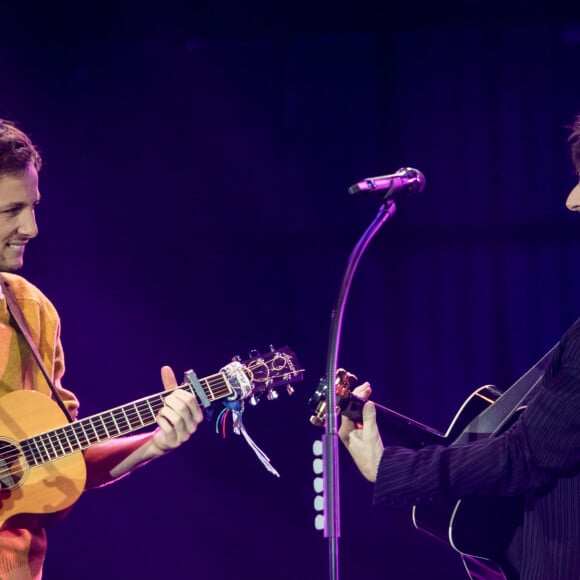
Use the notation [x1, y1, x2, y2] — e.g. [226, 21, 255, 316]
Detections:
[1, 12, 580, 580]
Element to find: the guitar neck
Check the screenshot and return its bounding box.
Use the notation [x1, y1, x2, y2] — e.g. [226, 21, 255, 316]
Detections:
[20, 372, 233, 468]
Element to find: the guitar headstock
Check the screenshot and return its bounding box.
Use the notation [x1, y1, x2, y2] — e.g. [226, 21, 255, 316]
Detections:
[222, 346, 304, 405]
[308, 368, 363, 426]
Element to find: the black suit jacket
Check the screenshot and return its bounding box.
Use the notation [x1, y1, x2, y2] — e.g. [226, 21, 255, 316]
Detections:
[374, 319, 580, 579]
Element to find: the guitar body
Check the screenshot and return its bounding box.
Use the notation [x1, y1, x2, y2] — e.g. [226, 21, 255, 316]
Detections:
[411, 386, 525, 580]
[413, 494, 522, 579]
[0, 391, 86, 530]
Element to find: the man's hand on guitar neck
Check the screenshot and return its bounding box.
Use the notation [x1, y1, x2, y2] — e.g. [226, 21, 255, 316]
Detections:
[149, 365, 204, 455]
[84, 365, 203, 489]
[339, 383, 384, 483]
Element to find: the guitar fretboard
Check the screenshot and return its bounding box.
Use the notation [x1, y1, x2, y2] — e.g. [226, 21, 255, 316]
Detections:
[20, 372, 233, 467]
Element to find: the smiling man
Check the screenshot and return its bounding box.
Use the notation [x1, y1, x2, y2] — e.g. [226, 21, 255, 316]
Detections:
[0, 161, 39, 272]
[0, 120, 203, 580]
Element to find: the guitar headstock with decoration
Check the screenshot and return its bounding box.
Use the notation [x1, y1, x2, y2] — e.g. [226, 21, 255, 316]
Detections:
[183, 345, 304, 477]
[308, 367, 365, 427]
[184, 345, 304, 410]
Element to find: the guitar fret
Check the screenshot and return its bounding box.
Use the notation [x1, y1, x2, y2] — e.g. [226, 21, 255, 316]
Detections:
[119, 407, 131, 432]
[39, 436, 50, 462]
[25, 446, 37, 467]
[202, 378, 215, 401]
[111, 408, 129, 434]
[39, 434, 53, 460]
[135, 403, 146, 427]
[35, 436, 50, 463]
[98, 416, 111, 439]
[100, 415, 114, 438]
[79, 421, 90, 446]
[64, 424, 80, 452]
[33, 440, 43, 464]
[20, 442, 35, 466]
[123, 405, 138, 429]
[53, 430, 66, 456]
[72, 422, 89, 448]
[88, 417, 103, 443]
[99, 417, 109, 439]
[121, 406, 134, 429]
[84, 418, 98, 444]
[210, 374, 232, 400]
[52, 429, 65, 456]
[109, 411, 121, 436]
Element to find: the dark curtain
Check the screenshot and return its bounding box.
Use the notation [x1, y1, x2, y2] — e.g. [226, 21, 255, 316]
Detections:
[1, 16, 579, 580]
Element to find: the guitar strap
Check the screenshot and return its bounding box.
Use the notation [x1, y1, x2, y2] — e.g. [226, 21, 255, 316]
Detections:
[455, 341, 559, 443]
[0, 275, 73, 423]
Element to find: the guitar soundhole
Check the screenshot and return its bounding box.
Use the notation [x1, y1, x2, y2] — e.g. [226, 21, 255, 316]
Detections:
[0, 439, 26, 491]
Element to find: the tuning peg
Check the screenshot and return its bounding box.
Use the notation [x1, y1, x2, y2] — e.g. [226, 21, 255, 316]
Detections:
[249, 349, 261, 358]
[267, 389, 279, 401]
[310, 415, 324, 427]
[249, 395, 259, 406]
[286, 384, 295, 396]
[232, 355, 241, 362]
[269, 344, 276, 352]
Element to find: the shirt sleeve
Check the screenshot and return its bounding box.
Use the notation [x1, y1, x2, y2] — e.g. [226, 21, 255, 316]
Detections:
[373, 320, 580, 507]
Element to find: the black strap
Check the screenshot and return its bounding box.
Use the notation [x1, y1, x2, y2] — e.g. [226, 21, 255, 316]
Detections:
[0, 275, 73, 423]
[453, 342, 558, 444]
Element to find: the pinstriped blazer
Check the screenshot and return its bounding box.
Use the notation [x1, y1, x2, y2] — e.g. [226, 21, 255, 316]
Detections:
[373, 318, 580, 579]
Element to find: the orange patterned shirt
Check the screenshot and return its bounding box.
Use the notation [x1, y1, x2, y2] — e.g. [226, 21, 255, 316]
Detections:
[0, 273, 79, 580]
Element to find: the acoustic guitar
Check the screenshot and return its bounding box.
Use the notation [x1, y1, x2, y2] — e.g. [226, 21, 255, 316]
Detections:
[309, 369, 529, 580]
[0, 346, 303, 530]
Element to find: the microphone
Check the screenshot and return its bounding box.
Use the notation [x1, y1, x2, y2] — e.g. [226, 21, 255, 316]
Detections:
[348, 167, 426, 199]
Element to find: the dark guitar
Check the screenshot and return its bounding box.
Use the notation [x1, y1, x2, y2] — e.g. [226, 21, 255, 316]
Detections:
[0, 346, 303, 530]
[309, 369, 527, 580]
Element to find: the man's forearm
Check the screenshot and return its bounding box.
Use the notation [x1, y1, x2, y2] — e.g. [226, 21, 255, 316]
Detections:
[83, 431, 166, 489]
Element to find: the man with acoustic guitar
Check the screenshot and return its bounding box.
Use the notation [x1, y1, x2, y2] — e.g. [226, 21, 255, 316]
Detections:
[0, 119, 203, 579]
[340, 117, 580, 580]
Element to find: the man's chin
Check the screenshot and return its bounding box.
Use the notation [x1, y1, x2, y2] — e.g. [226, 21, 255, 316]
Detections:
[0, 261, 24, 273]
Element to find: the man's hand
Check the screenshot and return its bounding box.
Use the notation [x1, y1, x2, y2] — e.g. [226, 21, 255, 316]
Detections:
[339, 382, 383, 482]
[151, 365, 204, 454]
[84, 365, 205, 488]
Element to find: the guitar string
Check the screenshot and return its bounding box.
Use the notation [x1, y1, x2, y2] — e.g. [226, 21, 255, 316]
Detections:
[0, 372, 245, 467]
[0, 380, 218, 470]
[0, 362, 293, 477]
[0, 354, 298, 468]
[0, 378, 228, 467]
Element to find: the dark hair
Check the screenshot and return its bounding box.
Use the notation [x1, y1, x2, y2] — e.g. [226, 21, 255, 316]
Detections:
[569, 115, 580, 173]
[0, 119, 42, 176]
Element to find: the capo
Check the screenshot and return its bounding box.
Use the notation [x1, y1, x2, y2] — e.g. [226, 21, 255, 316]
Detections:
[184, 370, 211, 408]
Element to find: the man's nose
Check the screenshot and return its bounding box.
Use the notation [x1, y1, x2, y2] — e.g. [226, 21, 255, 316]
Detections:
[565, 182, 580, 212]
[17, 208, 39, 238]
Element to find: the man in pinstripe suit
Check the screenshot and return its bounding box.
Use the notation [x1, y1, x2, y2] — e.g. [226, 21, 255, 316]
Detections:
[340, 117, 580, 580]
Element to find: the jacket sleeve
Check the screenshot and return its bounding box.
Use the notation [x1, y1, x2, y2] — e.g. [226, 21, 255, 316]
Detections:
[373, 320, 580, 507]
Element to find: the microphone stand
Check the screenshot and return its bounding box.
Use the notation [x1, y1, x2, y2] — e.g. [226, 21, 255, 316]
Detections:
[324, 198, 397, 580]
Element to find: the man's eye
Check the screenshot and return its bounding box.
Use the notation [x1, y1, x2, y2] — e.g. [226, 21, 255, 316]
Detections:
[1, 208, 21, 216]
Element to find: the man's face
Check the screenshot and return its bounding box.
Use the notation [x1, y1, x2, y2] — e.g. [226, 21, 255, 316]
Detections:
[0, 163, 39, 272]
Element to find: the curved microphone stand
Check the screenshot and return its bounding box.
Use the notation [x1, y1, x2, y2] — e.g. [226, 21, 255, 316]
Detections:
[324, 167, 425, 580]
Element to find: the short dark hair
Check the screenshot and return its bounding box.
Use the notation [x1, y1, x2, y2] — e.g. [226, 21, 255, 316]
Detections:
[569, 115, 580, 173]
[0, 119, 42, 176]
